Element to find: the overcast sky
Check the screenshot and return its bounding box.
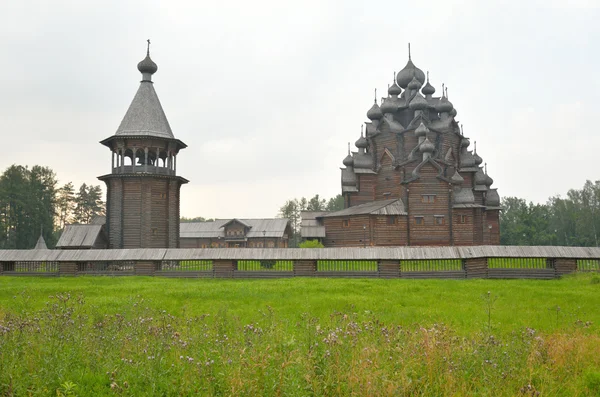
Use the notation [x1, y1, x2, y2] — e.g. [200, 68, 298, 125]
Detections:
[1, 0, 599, 219]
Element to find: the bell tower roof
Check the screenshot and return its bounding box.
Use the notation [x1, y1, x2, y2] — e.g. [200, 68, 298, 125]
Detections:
[115, 40, 174, 140]
[101, 40, 185, 149]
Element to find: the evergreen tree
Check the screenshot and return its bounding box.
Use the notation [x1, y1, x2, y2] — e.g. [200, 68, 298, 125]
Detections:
[73, 183, 105, 224]
[325, 194, 344, 211]
[56, 182, 75, 229]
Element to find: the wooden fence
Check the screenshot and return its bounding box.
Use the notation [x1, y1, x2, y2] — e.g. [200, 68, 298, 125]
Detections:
[0, 246, 599, 279]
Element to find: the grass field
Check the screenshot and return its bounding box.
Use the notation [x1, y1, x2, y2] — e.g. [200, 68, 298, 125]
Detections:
[0, 274, 599, 395]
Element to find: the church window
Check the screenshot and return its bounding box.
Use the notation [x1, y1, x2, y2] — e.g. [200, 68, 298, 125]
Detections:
[458, 215, 467, 224]
[434, 215, 445, 225]
[342, 220, 350, 228]
[387, 216, 397, 225]
[414, 216, 424, 226]
[421, 195, 436, 203]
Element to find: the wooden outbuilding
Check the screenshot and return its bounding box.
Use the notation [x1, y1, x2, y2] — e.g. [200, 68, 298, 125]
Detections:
[180, 218, 292, 248]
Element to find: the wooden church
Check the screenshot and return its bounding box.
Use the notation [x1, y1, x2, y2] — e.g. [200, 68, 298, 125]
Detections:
[307, 48, 501, 247]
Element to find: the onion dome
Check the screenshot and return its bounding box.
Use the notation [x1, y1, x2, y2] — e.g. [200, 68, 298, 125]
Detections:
[422, 72, 435, 95]
[474, 167, 487, 185]
[451, 170, 464, 185]
[138, 41, 158, 79]
[455, 188, 475, 204]
[419, 137, 435, 153]
[449, 108, 457, 117]
[396, 52, 426, 88]
[461, 151, 476, 167]
[415, 122, 428, 138]
[343, 153, 354, 167]
[355, 134, 368, 149]
[484, 172, 494, 187]
[460, 136, 470, 148]
[408, 76, 421, 90]
[388, 82, 402, 96]
[367, 101, 383, 120]
[380, 97, 397, 114]
[409, 92, 428, 111]
[473, 152, 483, 166]
[435, 96, 453, 113]
[486, 188, 500, 206]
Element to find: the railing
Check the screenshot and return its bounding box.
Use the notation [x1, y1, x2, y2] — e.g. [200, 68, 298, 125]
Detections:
[237, 260, 293, 271]
[77, 261, 135, 275]
[3, 261, 59, 274]
[317, 260, 378, 272]
[577, 259, 600, 272]
[488, 257, 550, 269]
[1, 246, 600, 279]
[157, 260, 213, 272]
[401, 259, 463, 272]
[112, 166, 175, 176]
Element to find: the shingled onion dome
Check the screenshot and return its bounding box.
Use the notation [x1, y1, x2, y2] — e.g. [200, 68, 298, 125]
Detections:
[367, 99, 383, 121]
[449, 108, 458, 117]
[408, 76, 422, 90]
[388, 83, 402, 97]
[436, 95, 453, 113]
[343, 153, 354, 167]
[461, 136, 470, 148]
[484, 171, 494, 187]
[451, 169, 464, 185]
[380, 97, 397, 114]
[473, 151, 483, 166]
[355, 134, 368, 150]
[422, 72, 435, 96]
[409, 92, 428, 111]
[486, 188, 500, 206]
[396, 55, 426, 88]
[389, 72, 402, 96]
[474, 167, 487, 186]
[455, 187, 475, 204]
[419, 137, 435, 153]
[138, 48, 158, 82]
[415, 122, 429, 139]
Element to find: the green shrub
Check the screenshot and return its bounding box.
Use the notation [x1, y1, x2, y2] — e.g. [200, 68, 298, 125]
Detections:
[299, 239, 324, 248]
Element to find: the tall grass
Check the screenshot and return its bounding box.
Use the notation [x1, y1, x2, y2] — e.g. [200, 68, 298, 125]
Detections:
[0, 275, 599, 395]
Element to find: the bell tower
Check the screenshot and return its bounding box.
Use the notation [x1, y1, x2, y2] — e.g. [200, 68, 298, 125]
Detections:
[98, 42, 188, 248]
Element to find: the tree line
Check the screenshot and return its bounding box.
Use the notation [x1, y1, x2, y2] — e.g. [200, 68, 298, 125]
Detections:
[501, 180, 600, 246]
[0, 165, 105, 249]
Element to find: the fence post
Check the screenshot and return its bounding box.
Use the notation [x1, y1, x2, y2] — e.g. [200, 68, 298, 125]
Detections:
[214, 260, 235, 278]
[553, 258, 577, 277]
[464, 258, 488, 278]
[378, 260, 400, 278]
[293, 260, 316, 277]
[59, 262, 77, 276]
[134, 261, 156, 276]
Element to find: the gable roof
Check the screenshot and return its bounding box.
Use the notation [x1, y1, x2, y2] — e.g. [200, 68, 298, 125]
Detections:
[320, 199, 407, 217]
[56, 224, 104, 248]
[180, 219, 291, 239]
[220, 218, 252, 229]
